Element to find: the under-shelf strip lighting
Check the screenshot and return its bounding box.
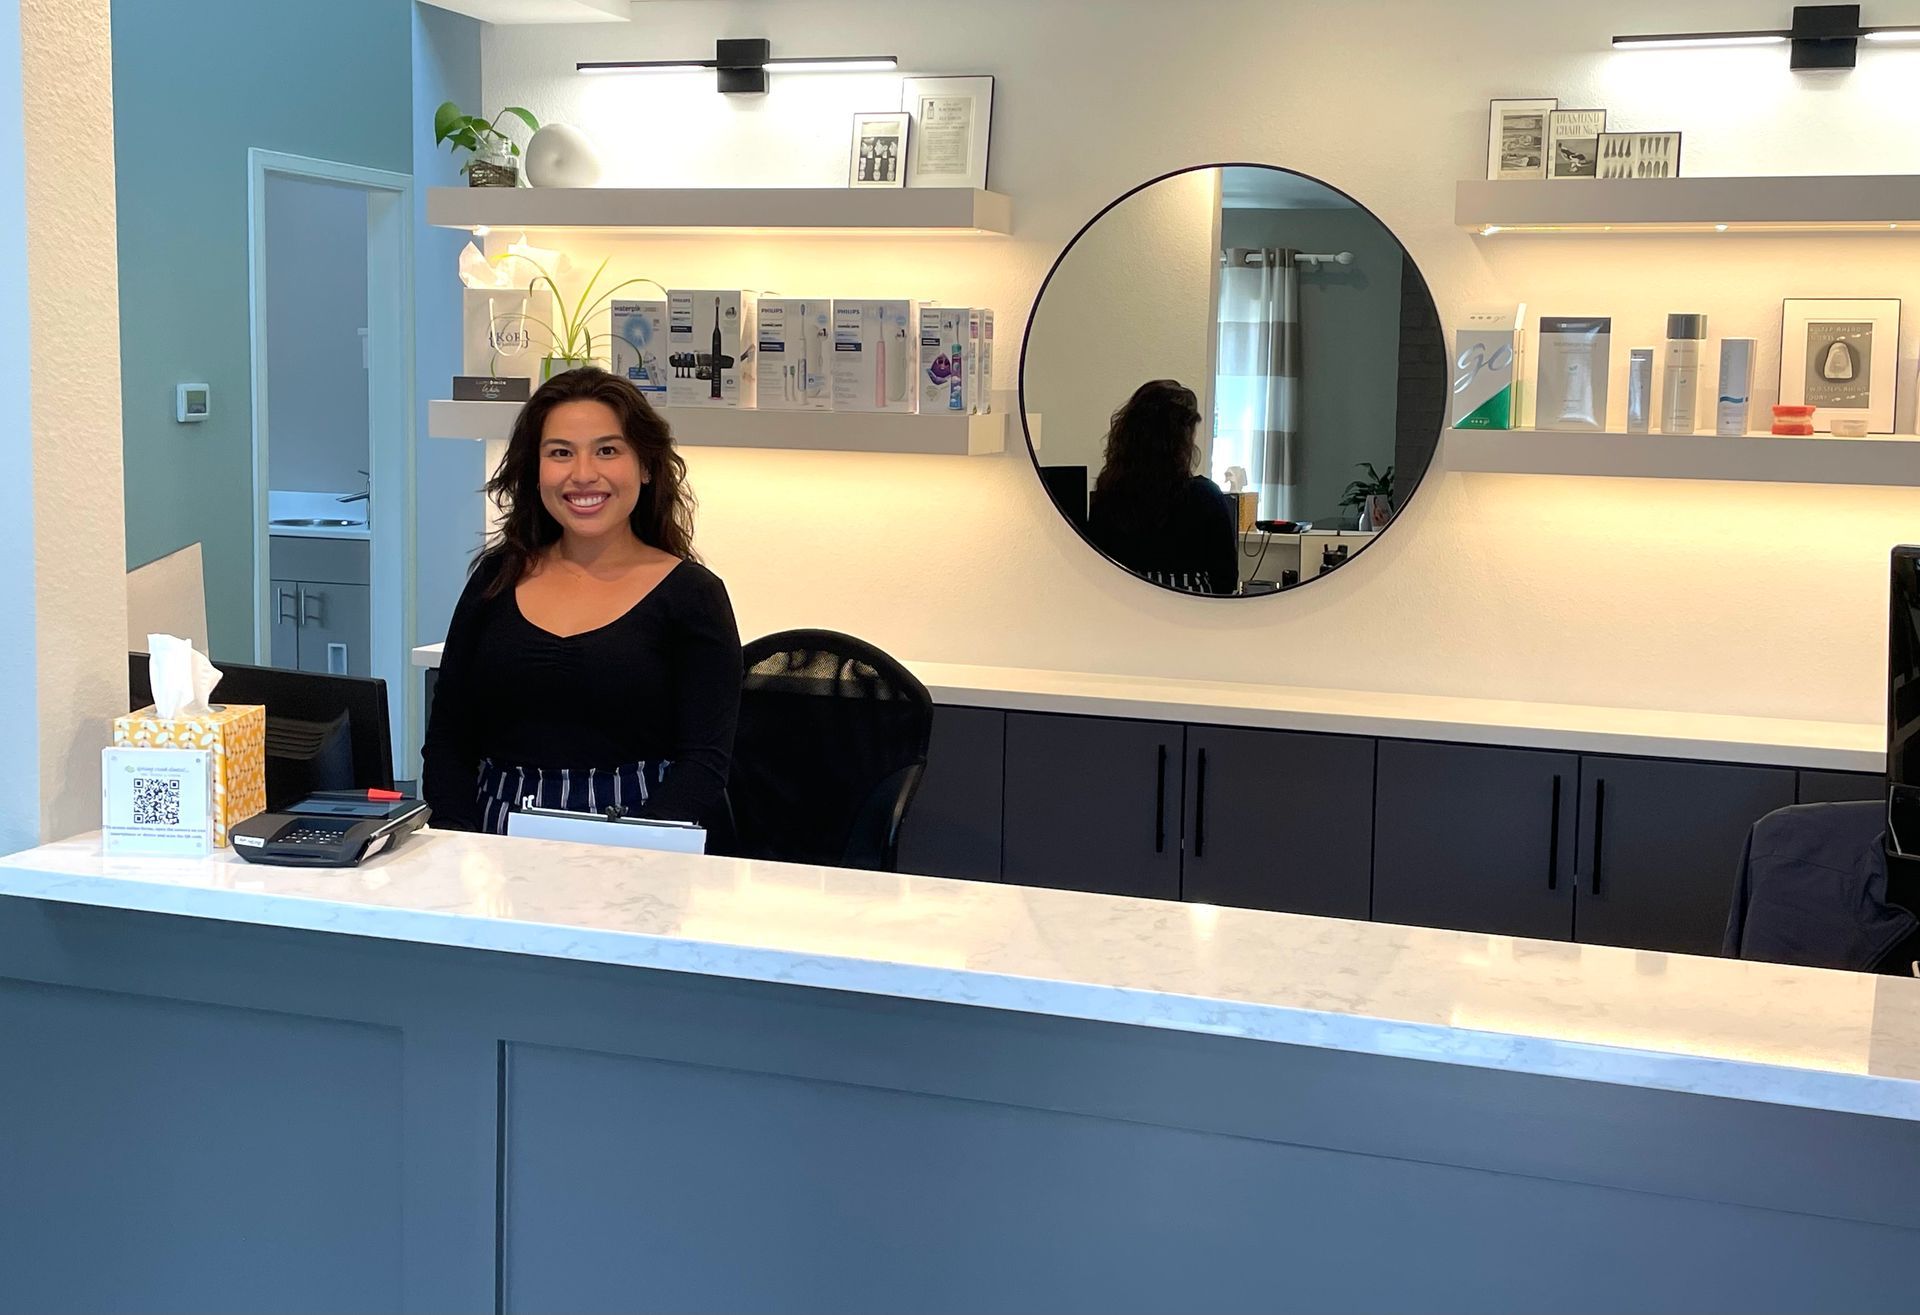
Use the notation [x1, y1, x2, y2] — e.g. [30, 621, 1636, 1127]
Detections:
[1613, 4, 1920, 69]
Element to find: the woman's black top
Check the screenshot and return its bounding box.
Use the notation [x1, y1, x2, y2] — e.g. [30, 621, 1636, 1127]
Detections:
[422, 553, 742, 830]
[1087, 475, 1239, 596]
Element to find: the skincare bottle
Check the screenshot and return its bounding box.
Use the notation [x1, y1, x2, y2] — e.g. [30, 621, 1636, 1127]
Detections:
[1661, 313, 1707, 435]
[1716, 337, 1756, 437]
[1626, 349, 1653, 433]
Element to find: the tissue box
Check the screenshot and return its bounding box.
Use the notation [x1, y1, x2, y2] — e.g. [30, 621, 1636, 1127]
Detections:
[113, 704, 267, 846]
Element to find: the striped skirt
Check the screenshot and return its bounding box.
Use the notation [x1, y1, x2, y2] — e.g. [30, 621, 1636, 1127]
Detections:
[474, 758, 673, 835]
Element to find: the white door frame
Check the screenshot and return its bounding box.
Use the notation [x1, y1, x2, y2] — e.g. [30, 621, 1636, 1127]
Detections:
[246, 148, 417, 781]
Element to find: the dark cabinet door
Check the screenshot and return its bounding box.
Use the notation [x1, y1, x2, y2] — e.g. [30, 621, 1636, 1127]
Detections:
[1575, 757, 1795, 956]
[1002, 713, 1181, 901]
[1799, 770, 1885, 805]
[897, 706, 1005, 883]
[1373, 741, 1576, 940]
[1182, 726, 1374, 918]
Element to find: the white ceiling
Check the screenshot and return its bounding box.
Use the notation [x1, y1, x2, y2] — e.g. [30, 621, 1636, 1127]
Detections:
[419, 0, 629, 24]
[1219, 166, 1355, 211]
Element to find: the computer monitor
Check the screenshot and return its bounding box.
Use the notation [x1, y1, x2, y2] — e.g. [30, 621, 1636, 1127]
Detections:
[1887, 548, 1920, 855]
[129, 653, 394, 809]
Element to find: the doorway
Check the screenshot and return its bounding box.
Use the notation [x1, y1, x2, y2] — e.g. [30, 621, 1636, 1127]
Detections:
[247, 150, 415, 780]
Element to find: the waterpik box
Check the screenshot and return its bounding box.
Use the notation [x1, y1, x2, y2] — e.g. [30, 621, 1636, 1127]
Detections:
[831, 299, 919, 413]
[610, 299, 669, 401]
[755, 298, 833, 410]
[667, 289, 756, 407]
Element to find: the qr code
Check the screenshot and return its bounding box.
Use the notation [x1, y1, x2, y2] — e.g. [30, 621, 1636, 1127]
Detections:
[133, 776, 183, 826]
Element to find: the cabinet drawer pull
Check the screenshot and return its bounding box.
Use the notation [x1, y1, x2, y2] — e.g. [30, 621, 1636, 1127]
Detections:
[1547, 774, 1562, 890]
[1590, 778, 1607, 896]
[299, 586, 323, 627]
[276, 587, 297, 624]
[1193, 747, 1208, 859]
[1154, 745, 1168, 854]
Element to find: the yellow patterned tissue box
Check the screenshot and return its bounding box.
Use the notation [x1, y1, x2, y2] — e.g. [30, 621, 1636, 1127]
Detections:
[113, 704, 267, 846]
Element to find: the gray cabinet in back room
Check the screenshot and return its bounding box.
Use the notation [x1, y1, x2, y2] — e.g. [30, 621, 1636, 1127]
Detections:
[1181, 726, 1374, 919]
[1003, 713, 1182, 901]
[1373, 741, 1577, 941]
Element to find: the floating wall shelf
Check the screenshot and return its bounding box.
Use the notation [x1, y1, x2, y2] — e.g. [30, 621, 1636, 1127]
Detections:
[429, 398, 1008, 457]
[427, 186, 1013, 235]
[1456, 175, 1920, 234]
[1442, 427, 1920, 487]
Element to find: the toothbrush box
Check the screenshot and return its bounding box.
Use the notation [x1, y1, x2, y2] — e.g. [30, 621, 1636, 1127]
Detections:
[610, 299, 669, 402]
[970, 308, 994, 413]
[918, 305, 973, 415]
[755, 299, 833, 411]
[667, 289, 756, 407]
[831, 299, 920, 413]
[1450, 304, 1526, 430]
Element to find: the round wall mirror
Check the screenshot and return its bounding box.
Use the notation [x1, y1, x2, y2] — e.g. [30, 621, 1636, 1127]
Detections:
[1020, 164, 1447, 597]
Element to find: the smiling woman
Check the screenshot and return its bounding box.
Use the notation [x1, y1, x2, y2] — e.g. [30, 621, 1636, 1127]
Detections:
[421, 368, 742, 833]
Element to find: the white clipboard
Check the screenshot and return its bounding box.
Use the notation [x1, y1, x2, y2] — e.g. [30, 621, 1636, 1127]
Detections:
[506, 803, 707, 854]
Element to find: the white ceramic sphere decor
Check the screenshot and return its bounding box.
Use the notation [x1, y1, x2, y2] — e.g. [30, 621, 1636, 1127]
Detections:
[524, 123, 602, 188]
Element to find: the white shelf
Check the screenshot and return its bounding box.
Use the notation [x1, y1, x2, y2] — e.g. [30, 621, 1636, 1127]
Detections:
[1456, 175, 1920, 234]
[418, 0, 628, 22]
[1442, 427, 1920, 487]
[427, 187, 1013, 235]
[429, 398, 1007, 456]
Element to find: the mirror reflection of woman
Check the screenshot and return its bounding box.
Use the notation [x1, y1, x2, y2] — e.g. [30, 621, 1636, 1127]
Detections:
[423, 368, 742, 833]
[1085, 380, 1238, 596]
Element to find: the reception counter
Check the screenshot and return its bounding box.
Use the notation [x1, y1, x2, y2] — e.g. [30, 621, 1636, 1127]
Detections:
[3, 830, 1917, 1312]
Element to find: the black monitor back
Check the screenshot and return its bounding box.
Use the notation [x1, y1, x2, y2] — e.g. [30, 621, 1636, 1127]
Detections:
[129, 653, 393, 807]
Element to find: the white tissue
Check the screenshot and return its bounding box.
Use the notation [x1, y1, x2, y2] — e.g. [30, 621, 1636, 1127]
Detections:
[147, 633, 223, 718]
[458, 239, 572, 290]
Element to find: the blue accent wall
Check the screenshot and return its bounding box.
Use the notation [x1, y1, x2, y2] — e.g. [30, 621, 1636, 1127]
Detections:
[412, 3, 485, 665]
[113, 0, 413, 661]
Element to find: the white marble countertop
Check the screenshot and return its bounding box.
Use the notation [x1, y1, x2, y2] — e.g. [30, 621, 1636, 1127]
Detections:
[3, 830, 1917, 1121]
[411, 644, 1878, 771]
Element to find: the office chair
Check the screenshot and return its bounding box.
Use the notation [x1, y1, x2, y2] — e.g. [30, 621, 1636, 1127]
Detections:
[719, 629, 932, 872]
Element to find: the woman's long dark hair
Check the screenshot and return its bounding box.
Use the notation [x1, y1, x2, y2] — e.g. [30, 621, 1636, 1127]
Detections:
[479, 367, 698, 596]
[1092, 379, 1204, 531]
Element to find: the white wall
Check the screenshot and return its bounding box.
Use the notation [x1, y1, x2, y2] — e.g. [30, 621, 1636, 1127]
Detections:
[265, 174, 371, 495]
[1, 0, 125, 849]
[475, 0, 1920, 726]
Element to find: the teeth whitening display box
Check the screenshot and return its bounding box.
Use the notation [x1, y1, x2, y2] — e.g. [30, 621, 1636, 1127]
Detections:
[610, 299, 669, 402]
[1450, 303, 1527, 430]
[755, 299, 833, 411]
[831, 300, 920, 413]
[668, 289, 756, 407]
[918, 306, 974, 415]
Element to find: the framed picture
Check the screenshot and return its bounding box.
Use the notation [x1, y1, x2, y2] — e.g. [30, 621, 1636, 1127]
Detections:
[1547, 109, 1607, 179]
[901, 75, 994, 189]
[1487, 98, 1556, 181]
[1595, 131, 1683, 180]
[1779, 298, 1901, 433]
[848, 112, 910, 188]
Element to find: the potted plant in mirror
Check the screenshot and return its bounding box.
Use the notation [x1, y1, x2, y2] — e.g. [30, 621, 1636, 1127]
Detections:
[503, 251, 664, 380]
[1342, 463, 1394, 532]
[434, 100, 540, 187]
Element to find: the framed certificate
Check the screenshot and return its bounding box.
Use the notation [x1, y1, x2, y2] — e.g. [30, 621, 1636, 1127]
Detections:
[901, 75, 994, 189]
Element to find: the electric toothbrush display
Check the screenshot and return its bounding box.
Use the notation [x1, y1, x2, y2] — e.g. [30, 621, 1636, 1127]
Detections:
[831, 299, 921, 413]
[709, 298, 724, 400]
[667, 289, 756, 407]
[610, 299, 668, 399]
[918, 305, 976, 414]
[754, 300, 832, 411]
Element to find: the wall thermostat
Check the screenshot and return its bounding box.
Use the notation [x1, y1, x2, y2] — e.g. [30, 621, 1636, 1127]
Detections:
[176, 383, 210, 423]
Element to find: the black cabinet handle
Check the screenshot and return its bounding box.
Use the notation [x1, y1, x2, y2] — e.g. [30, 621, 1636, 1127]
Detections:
[1590, 778, 1607, 896]
[1154, 745, 1168, 854]
[1547, 774, 1562, 891]
[1193, 747, 1209, 859]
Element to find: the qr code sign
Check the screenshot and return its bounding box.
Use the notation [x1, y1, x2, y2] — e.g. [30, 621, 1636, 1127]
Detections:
[133, 775, 183, 826]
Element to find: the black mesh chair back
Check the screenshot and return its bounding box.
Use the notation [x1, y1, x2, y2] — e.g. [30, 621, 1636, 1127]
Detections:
[723, 629, 933, 871]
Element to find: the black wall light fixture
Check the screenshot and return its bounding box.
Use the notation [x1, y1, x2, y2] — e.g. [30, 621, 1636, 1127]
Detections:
[577, 39, 898, 94]
[1614, 4, 1920, 69]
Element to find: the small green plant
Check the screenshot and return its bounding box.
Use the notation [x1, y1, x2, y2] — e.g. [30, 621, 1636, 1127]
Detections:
[1340, 462, 1394, 509]
[502, 250, 664, 368]
[433, 100, 540, 179]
